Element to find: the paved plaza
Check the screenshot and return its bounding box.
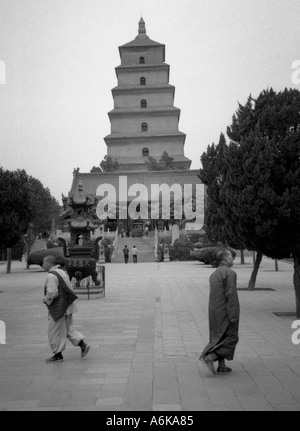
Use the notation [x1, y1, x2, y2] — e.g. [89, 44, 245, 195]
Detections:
[0, 257, 299, 411]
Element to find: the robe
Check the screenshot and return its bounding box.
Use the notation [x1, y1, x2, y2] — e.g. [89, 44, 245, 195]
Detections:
[200, 263, 240, 361]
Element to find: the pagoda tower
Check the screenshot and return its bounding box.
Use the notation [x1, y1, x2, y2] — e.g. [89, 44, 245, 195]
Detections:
[104, 18, 191, 171]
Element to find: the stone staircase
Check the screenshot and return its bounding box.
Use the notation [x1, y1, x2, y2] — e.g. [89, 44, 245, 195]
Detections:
[114, 236, 155, 263]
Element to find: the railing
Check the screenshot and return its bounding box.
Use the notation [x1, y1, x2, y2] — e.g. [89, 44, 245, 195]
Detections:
[71, 264, 105, 299]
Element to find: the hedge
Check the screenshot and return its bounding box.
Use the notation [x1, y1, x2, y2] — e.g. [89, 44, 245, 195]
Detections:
[190, 246, 237, 267]
[27, 248, 66, 267]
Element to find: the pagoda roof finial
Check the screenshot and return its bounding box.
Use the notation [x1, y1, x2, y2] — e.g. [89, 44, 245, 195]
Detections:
[138, 17, 146, 34]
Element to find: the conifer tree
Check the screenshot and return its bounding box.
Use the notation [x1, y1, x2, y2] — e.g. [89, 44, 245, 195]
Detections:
[99, 156, 120, 172]
[222, 88, 300, 314]
[199, 133, 230, 244]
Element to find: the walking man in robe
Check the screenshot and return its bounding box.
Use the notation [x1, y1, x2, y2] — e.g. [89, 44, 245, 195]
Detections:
[200, 249, 240, 375]
[42, 255, 90, 363]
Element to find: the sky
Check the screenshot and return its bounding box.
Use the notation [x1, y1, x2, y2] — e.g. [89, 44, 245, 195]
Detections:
[1, 0, 299, 203]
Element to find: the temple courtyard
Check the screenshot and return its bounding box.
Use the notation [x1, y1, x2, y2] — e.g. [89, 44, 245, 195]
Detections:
[0, 256, 299, 411]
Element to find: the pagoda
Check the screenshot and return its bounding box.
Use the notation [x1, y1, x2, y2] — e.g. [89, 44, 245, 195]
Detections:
[104, 18, 191, 171]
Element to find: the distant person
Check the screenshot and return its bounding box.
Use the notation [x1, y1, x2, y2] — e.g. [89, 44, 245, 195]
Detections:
[123, 245, 129, 264]
[42, 255, 90, 363]
[199, 249, 240, 375]
[131, 245, 138, 263]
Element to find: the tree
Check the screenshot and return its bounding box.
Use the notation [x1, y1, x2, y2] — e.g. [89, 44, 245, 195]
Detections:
[0, 169, 61, 272]
[146, 151, 176, 171]
[27, 176, 60, 237]
[198, 133, 230, 244]
[99, 156, 120, 172]
[145, 156, 162, 171]
[160, 151, 175, 170]
[90, 166, 102, 173]
[0, 168, 33, 272]
[222, 88, 300, 315]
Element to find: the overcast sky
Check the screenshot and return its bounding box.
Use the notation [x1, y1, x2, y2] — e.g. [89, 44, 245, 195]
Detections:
[1, 0, 299, 202]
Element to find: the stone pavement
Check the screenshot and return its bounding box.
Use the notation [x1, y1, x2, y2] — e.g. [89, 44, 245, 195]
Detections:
[0, 257, 299, 411]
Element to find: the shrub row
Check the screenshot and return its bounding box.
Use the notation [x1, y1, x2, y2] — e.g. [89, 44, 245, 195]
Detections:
[190, 246, 237, 266]
[27, 247, 65, 267]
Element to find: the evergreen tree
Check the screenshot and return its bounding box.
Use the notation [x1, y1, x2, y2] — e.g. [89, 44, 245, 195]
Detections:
[199, 133, 230, 244]
[90, 166, 102, 173]
[160, 151, 175, 170]
[145, 156, 162, 171]
[99, 156, 120, 172]
[0, 168, 33, 272]
[223, 88, 300, 314]
[0, 168, 32, 248]
[146, 151, 176, 171]
[27, 176, 60, 237]
[0, 169, 60, 272]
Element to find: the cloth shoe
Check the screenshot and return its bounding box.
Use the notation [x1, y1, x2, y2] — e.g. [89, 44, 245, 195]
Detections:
[45, 353, 63, 364]
[79, 340, 90, 358]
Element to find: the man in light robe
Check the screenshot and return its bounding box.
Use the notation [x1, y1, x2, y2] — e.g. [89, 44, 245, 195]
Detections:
[200, 249, 240, 375]
[42, 255, 91, 363]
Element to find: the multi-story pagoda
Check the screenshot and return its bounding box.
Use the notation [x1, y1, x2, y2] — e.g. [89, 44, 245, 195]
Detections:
[104, 18, 191, 172]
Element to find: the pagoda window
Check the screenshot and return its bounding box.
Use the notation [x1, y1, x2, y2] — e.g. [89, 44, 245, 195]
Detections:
[141, 122, 148, 132]
[142, 147, 149, 157]
[141, 99, 147, 108]
[139, 56, 145, 64]
[140, 77, 146, 85]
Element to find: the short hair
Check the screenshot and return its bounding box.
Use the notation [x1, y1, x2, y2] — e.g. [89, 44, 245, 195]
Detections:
[215, 249, 232, 263]
[43, 255, 56, 266]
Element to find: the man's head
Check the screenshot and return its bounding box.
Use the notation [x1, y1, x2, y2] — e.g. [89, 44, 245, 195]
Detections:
[216, 249, 234, 267]
[42, 255, 56, 272]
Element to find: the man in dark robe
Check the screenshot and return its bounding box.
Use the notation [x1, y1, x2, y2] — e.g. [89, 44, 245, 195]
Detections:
[200, 249, 240, 375]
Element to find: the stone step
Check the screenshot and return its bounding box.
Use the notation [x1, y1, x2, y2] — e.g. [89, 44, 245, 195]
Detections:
[114, 236, 155, 262]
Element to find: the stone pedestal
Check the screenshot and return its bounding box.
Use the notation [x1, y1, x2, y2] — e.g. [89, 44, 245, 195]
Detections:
[163, 243, 170, 262]
[98, 244, 105, 263]
[171, 224, 180, 245]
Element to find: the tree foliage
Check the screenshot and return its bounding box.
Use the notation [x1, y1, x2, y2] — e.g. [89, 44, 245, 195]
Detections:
[0, 168, 61, 274]
[198, 133, 235, 244]
[27, 176, 60, 236]
[90, 166, 102, 173]
[99, 156, 120, 172]
[223, 88, 300, 261]
[146, 151, 176, 171]
[0, 168, 33, 248]
[200, 87, 300, 312]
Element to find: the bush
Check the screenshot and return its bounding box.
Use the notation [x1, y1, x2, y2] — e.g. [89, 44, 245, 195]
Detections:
[101, 238, 114, 262]
[170, 240, 196, 261]
[186, 233, 202, 243]
[186, 232, 210, 244]
[190, 246, 237, 267]
[46, 239, 58, 249]
[27, 247, 65, 267]
[193, 242, 204, 249]
[131, 229, 144, 237]
[156, 238, 197, 262]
